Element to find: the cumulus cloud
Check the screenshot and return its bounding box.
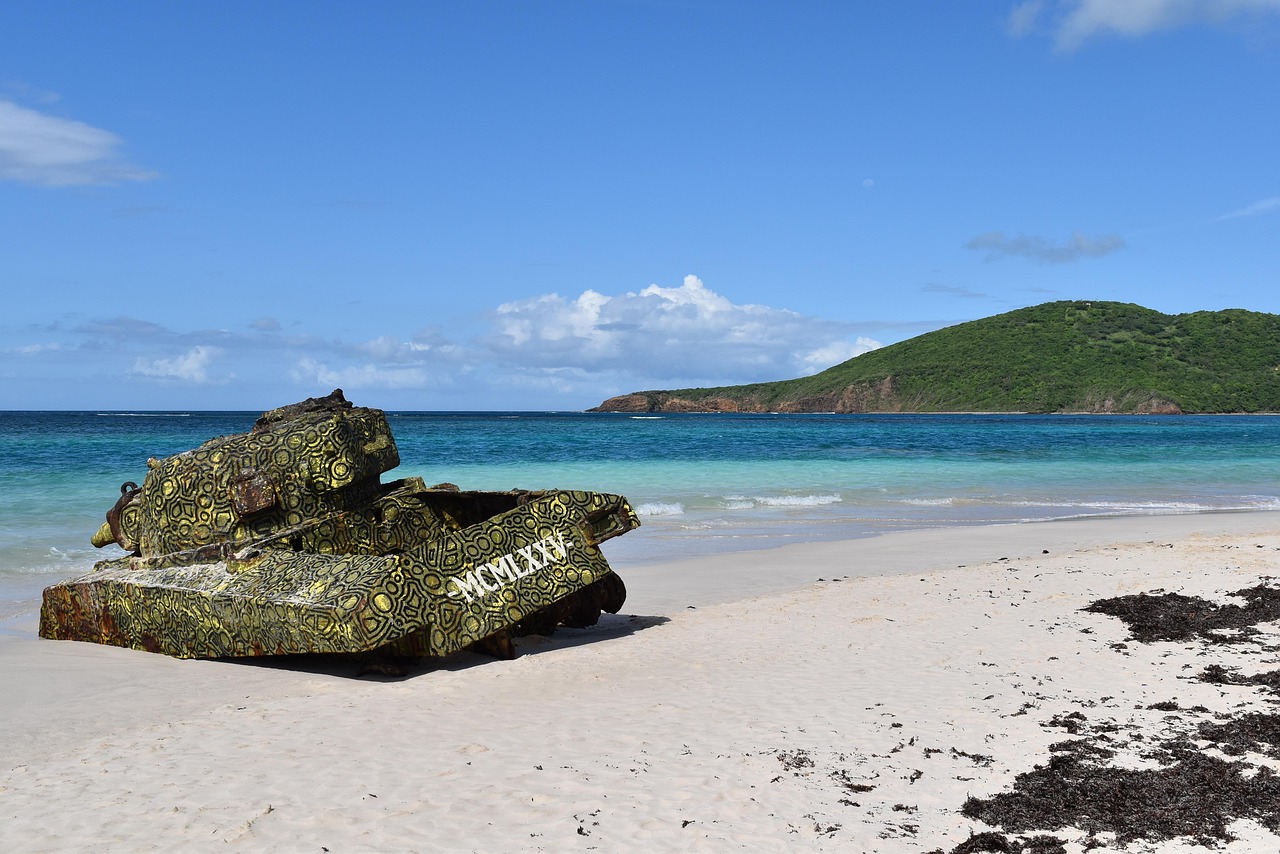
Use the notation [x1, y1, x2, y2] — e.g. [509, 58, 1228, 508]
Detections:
[965, 230, 1125, 264]
[0, 100, 156, 186]
[289, 358, 433, 390]
[130, 346, 224, 383]
[798, 339, 882, 373]
[355, 335, 445, 364]
[485, 275, 880, 382]
[329, 330, 463, 369]
[15, 277, 887, 406]
[1009, 0, 1280, 50]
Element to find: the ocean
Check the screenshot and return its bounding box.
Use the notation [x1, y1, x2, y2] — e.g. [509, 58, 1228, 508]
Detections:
[3, 410, 1280, 620]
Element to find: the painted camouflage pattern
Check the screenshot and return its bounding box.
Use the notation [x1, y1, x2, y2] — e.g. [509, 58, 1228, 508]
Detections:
[39, 391, 638, 659]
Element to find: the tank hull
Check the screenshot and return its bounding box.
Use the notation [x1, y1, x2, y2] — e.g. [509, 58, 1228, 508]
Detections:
[38, 390, 639, 661]
[41, 489, 636, 659]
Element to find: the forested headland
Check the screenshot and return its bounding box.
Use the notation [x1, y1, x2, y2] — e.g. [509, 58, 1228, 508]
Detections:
[590, 301, 1280, 414]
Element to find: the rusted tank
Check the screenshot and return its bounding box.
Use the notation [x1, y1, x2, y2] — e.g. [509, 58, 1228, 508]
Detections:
[40, 390, 638, 660]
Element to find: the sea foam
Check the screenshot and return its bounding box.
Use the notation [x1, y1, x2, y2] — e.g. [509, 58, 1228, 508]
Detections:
[635, 502, 685, 517]
[722, 494, 844, 508]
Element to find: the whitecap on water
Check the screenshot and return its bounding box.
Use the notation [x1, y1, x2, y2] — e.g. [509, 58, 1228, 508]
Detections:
[752, 494, 843, 507]
[634, 502, 685, 517]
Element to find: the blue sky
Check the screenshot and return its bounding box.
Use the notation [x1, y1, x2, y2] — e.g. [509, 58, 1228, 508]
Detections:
[2, 0, 1278, 411]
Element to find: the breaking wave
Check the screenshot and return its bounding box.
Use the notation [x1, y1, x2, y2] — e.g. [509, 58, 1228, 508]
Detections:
[635, 502, 685, 517]
[722, 494, 843, 508]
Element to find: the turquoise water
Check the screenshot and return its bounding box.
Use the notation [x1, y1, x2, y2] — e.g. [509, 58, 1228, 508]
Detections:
[3, 411, 1280, 619]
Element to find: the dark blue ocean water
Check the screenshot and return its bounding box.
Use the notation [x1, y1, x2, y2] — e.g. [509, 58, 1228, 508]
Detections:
[3, 410, 1280, 618]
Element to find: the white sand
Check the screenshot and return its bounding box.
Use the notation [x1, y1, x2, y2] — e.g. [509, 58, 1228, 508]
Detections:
[3, 511, 1280, 852]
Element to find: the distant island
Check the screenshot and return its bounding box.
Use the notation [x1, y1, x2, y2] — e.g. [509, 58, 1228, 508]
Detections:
[589, 301, 1280, 414]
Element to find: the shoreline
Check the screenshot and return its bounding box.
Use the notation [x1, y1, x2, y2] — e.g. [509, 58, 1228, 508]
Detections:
[3, 509, 1280, 851]
[4, 507, 1278, 638]
[614, 507, 1280, 613]
[7, 508, 1280, 633]
[596, 409, 1280, 415]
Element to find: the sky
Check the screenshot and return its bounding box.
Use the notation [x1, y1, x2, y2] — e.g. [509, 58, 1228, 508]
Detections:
[2, 0, 1278, 411]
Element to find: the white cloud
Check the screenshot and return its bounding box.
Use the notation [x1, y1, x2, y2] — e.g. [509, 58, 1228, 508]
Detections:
[798, 338, 882, 374]
[345, 332, 463, 366]
[486, 275, 880, 382]
[966, 230, 1125, 263]
[1216, 196, 1280, 220]
[921, 283, 995, 300]
[1007, 0, 1046, 37]
[358, 335, 418, 362]
[21, 278, 887, 406]
[0, 100, 156, 186]
[290, 358, 432, 390]
[130, 346, 223, 383]
[1011, 0, 1280, 50]
[77, 316, 171, 339]
[249, 317, 282, 332]
[0, 81, 61, 105]
[17, 342, 64, 355]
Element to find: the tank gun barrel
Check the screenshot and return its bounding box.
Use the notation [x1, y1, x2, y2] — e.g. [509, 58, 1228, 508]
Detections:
[41, 390, 639, 661]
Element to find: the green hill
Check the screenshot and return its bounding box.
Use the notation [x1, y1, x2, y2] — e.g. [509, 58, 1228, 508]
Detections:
[590, 301, 1280, 414]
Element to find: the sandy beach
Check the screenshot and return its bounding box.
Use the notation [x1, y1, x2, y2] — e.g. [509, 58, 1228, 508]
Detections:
[4, 511, 1280, 852]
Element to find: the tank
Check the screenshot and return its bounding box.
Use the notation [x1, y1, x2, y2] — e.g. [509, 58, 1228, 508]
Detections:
[39, 390, 639, 661]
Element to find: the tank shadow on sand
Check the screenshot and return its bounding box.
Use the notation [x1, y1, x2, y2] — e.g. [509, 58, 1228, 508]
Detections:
[217, 612, 671, 681]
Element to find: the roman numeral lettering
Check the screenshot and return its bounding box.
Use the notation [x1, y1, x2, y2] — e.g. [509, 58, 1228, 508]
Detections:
[446, 531, 573, 603]
[515, 545, 544, 573]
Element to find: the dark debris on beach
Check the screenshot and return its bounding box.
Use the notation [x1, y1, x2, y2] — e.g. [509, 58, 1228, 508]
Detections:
[932, 580, 1280, 853]
[1200, 662, 1280, 696]
[1083, 584, 1280, 644]
[927, 831, 1068, 854]
[959, 738, 1280, 846]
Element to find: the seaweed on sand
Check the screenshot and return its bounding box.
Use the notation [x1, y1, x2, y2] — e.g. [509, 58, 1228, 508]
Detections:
[929, 831, 1067, 853]
[1197, 712, 1280, 759]
[959, 737, 1280, 845]
[1200, 663, 1280, 695]
[938, 583, 1280, 851]
[1083, 585, 1280, 644]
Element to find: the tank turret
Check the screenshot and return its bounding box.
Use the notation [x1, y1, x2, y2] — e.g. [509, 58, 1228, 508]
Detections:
[41, 390, 638, 661]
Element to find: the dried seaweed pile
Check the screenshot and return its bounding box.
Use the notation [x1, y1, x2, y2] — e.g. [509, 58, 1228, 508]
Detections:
[1083, 584, 1280, 643]
[961, 736, 1280, 845]
[1201, 663, 1280, 695]
[934, 581, 1280, 853]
